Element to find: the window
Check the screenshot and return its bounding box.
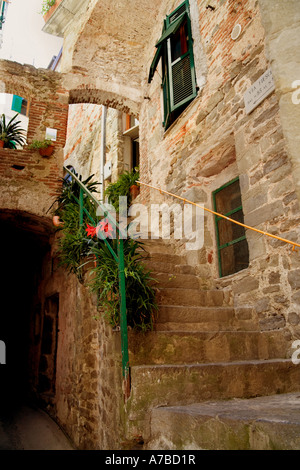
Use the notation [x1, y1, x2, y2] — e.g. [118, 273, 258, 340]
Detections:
[123, 114, 140, 171]
[11, 95, 29, 116]
[148, 0, 197, 129]
[64, 165, 78, 183]
[213, 178, 249, 277]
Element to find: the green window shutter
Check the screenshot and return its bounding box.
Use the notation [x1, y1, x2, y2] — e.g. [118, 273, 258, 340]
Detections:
[162, 67, 171, 128]
[155, 13, 187, 47]
[148, 43, 163, 83]
[166, 1, 187, 25]
[148, 21, 167, 84]
[11, 95, 23, 113]
[149, 0, 197, 128]
[167, 13, 197, 112]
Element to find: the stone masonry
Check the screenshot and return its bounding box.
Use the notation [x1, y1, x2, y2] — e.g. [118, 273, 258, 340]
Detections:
[1, 0, 299, 451]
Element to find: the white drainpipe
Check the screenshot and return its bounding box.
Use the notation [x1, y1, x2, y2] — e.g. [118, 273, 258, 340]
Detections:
[100, 105, 107, 203]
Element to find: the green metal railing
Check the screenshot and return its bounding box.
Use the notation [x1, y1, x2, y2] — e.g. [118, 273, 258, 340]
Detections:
[63, 166, 130, 392]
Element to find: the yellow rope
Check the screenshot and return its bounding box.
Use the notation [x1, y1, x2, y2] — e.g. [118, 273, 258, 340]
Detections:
[137, 180, 300, 251]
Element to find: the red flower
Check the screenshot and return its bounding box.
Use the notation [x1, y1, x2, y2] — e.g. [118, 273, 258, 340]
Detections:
[86, 224, 97, 237]
[98, 219, 114, 238]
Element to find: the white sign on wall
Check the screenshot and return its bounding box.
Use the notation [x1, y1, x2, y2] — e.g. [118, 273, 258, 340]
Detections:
[244, 68, 275, 114]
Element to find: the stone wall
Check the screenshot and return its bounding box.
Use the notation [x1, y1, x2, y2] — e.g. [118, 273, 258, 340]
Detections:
[36, 239, 125, 449]
[64, 104, 125, 184]
[258, 0, 300, 203]
[25, 0, 300, 449]
[137, 0, 300, 336]
[0, 148, 62, 216]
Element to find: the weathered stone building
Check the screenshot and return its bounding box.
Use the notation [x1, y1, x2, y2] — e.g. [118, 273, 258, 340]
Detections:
[1, 0, 300, 450]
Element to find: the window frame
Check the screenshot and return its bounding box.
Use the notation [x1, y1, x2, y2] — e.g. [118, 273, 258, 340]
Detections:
[213, 177, 249, 278]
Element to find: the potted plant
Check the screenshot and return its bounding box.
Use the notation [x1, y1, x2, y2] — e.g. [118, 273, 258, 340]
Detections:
[104, 167, 140, 212]
[28, 139, 55, 157]
[0, 133, 7, 148]
[0, 114, 26, 149]
[40, 0, 56, 15]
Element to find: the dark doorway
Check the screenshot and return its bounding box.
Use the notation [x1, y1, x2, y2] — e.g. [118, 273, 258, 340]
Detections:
[0, 211, 51, 410]
[38, 294, 59, 402]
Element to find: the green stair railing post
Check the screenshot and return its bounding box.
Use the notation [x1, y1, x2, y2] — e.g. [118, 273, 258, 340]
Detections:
[117, 235, 130, 399]
[79, 187, 84, 227]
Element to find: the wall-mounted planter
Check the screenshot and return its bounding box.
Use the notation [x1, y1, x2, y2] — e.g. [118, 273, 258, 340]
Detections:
[130, 184, 140, 200]
[39, 145, 54, 157]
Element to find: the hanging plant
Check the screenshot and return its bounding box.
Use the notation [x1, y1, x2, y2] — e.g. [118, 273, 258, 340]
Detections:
[52, 174, 99, 280]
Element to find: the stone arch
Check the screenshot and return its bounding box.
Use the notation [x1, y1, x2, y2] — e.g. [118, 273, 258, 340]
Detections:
[68, 88, 140, 117]
[0, 209, 53, 240]
[58, 0, 165, 118]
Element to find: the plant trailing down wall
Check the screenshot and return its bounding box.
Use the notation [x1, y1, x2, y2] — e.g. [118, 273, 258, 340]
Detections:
[53, 174, 98, 280]
[53, 173, 157, 332]
[86, 229, 157, 332]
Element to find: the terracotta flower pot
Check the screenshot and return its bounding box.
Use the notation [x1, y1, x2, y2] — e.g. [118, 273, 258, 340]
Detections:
[39, 145, 54, 157]
[130, 184, 140, 200]
[0, 140, 5, 148]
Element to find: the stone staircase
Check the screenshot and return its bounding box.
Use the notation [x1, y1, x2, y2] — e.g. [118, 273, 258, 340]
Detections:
[126, 238, 300, 450]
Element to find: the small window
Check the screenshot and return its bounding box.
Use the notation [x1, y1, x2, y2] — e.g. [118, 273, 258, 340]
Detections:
[213, 178, 249, 277]
[123, 114, 140, 171]
[64, 165, 77, 183]
[148, 0, 197, 129]
[11, 95, 29, 116]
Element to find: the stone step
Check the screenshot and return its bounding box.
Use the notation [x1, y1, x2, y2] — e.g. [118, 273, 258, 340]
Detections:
[138, 240, 180, 255]
[155, 305, 258, 332]
[140, 251, 185, 265]
[128, 329, 290, 366]
[142, 259, 196, 275]
[127, 359, 300, 440]
[146, 392, 300, 450]
[150, 272, 201, 289]
[156, 288, 228, 307]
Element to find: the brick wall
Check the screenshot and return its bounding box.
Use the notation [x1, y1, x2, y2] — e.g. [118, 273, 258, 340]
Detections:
[0, 59, 69, 218]
[38, 251, 125, 449]
[0, 148, 63, 216]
